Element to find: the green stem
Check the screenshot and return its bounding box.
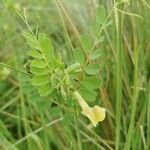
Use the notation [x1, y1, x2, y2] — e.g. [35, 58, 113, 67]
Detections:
[124, 48, 139, 149]
[0, 62, 31, 76]
[147, 81, 150, 148]
[114, 1, 123, 150]
[54, 0, 74, 59]
[74, 101, 82, 150]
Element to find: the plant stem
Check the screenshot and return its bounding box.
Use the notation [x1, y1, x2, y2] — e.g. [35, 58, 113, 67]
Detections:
[124, 41, 139, 149]
[74, 101, 82, 150]
[114, 1, 123, 150]
[14, 117, 63, 145]
[147, 81, 150, 148]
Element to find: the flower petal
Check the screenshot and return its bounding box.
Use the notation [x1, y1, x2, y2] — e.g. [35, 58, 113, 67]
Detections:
[74, 91, 89, 110]
[74, 91, 106, 127]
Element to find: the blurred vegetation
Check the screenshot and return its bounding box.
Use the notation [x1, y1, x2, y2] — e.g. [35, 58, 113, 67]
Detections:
[0, 0, 150, 150]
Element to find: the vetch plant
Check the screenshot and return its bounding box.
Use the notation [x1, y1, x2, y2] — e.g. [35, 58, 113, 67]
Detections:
[24, 31, 106, 127]
[24, 5, 109, 127]
[0, 0, 149, 149]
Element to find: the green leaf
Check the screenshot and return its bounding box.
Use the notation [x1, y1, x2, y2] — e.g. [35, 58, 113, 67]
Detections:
[85, 63, 100, 75]
[73, 47, 85, 65]
[81, 76, 101, 90]
[65, 62, 80, 73]
[38, 83, 53, 96]
[32, 75, 50, 86]
[28, 93, 42, 103]
[96, 5, 106, 24]
[79, 87, 97, 102]
[22, 84, 33, 93]
[51, 73, 59, 87]
[36, 99, 52, 112]
[28, 89, 42, 104]
[90, 49, 103, 60]
[55, 56, 65, 69]
[90, 21, 100, 38]
[23, 32, 39, 49]
[30, 67, 49, 75]
[28, 50, 43, 59]
[31, 59, 46, 68]
[81, 34, 92, 52]
[50, 106, 62, 118]
[39, 33, 54, 63]
[64, 73, 70, 86]
[62, 112, 73, 126]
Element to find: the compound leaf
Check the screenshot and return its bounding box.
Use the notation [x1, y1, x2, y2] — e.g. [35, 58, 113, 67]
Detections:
[38, 83, 53, 96]
[31, 59, 46, 68]
[81, 34, 92, 52]
[28, 50, 43, 59]
[73, 47, 85, 65]
[96, 5, 106, 24]
[79, 87, 97, 102]
[90, 49, 103, 60]
[32, 75, 50, 86]
[81, 76, 101, 90]
[23, 32, 39, 49]
[85, 63, 100, 75]
[39, 33, 54, 64]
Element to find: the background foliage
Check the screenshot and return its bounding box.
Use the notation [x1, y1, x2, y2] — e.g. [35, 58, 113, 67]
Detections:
[0, 0, 150, 149]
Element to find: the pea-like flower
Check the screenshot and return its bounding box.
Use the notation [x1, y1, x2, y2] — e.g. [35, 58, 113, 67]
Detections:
[74, 91, 106, 127]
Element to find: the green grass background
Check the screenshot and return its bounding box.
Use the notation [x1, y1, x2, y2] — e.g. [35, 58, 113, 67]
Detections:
[0, 0, 150, 149]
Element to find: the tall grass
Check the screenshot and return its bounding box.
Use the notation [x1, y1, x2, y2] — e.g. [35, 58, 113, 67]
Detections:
[0, 0, 150, 149]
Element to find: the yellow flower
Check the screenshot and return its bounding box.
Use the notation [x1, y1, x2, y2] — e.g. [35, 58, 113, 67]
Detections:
[74, 91, 106, 127]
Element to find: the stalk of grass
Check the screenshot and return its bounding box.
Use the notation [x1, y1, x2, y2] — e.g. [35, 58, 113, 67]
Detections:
[147, 81, 150, 149]
[56, 0, 80, 40]
[74, 103, 82, 150]
[0, 62, 31, 76]
[54, 0, 74, 60]
[17, 65, 32, 150]
[0, 96, 18, 111]
[14, 117, 63, 146]
[113, 1, 123, 149]
[40, 113, 50, 150]
[1, 0, 150, 149]
[0, 110, 38, 126]
[140, 125, 147, 149]
[79, 119, 114, 150]
[124, 22, 139, 149]
[79, 130, 105, 150]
